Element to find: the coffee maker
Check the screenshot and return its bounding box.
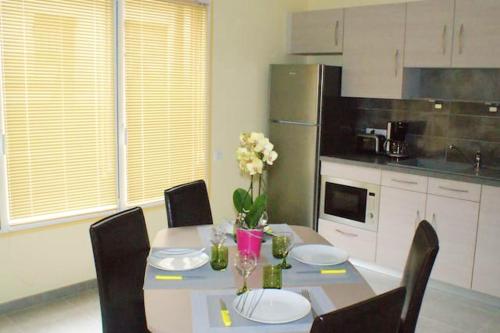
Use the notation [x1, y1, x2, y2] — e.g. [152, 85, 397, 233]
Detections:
[384, 121, 409, 158]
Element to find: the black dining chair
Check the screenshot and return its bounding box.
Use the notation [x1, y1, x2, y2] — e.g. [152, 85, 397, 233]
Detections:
[310, 287, 407, 333]
[164, 179, 213, 228]
[89, 207, 151, 333]
[399, 220, 439, 333]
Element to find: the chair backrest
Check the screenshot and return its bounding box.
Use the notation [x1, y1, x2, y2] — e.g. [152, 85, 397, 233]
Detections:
[164, 180, 213, 228]
[399, 220, 439, 333]
[310, 287, 407, 333]
[89, 207, 150, 333]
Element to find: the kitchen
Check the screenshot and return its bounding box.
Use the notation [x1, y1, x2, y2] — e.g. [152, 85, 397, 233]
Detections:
[268, 0, 500, 331]
[0, 0, 499, 332]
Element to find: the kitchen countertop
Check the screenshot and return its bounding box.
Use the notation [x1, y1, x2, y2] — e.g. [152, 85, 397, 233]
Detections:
[320, 154, 500, 187]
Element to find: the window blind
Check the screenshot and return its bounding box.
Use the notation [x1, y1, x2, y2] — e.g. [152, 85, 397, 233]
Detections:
[125, 0, 208, 205]
[0, 0, 116, 224]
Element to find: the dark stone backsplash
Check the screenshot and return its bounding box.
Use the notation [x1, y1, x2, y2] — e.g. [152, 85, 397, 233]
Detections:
[320, 97, 500, 167]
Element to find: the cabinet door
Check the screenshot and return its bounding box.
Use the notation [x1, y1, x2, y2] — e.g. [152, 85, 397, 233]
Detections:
[453, 0, 500, 68]
[426, 194, 479, 288]
[405, 0, 454, 67]
[377, 187, 427, 272]
[472, 186, 500, 297]
[318, 219, 376, 262]
[289, 9, 344, 54]
[342, 4, 406, 98]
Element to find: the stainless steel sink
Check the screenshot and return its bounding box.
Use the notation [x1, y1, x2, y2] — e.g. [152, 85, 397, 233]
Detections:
[388, 158, 500, 181]
[388, 158, 472, 173]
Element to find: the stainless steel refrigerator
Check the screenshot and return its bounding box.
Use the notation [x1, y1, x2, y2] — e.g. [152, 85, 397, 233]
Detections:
[267, 64, 341, 230]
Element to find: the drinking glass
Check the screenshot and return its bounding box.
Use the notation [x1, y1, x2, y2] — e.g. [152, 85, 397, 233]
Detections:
[234, 252, 257, 295]
[211, 224, 227, 246]
[262, 264, 282, 289]
[272, 231, 294, 269]
[210, 244, 228, 271]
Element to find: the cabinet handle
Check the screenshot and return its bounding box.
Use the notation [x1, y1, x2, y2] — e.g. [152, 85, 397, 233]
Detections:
[458, 24, 464, 55]
[438, 185, 469, 193]
[391, 178, 418, 185]
[416, 210, 421, 224]
[442, 24, 447, 55]
[431, 213, 438, 229]
[394, 49, 400, 77]
[334, 20, 340, 46]
[335, 229, 358, 238]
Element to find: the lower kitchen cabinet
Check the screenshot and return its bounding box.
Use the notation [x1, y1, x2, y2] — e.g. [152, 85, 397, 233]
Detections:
[472, 186, 500, 297]
[318, 218, 376, 262]
[376, 186, 426, 272]
[426, 194, 479, 288]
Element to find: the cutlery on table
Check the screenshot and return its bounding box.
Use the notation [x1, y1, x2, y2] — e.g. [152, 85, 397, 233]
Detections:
[154, 275, 204, 280]
[300, 289, 318, 319]
[296, 269, 347, 275]
[151, 247, 206, 258]
[247, 289, 265, 318]
[219, 299, 232, 327]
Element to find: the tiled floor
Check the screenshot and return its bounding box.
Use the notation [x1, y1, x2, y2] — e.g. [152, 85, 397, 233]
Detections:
[1, 267, 499, 332]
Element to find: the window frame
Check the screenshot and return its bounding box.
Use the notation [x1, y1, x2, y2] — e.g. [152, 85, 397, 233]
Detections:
[0, 0, 210, 232]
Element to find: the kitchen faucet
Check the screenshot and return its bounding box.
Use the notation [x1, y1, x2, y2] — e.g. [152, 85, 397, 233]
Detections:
[447, 145, 482, 171]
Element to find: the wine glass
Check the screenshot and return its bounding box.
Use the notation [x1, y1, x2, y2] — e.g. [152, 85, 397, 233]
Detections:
[234, 252, 257, 295]
[211, 224, 227, 246]
[258, 211, 269, 229]
[272, 231, 294, 269]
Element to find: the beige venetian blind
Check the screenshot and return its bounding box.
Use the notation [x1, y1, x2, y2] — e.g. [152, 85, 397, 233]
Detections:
[125, 0, 208, 205]
[0, 0, 116, 224]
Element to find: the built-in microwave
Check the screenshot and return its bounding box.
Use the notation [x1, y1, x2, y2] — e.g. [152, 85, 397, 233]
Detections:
[319, 176, 380, 232]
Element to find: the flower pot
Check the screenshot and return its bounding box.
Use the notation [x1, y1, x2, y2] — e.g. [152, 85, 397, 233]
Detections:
[236, 228, 264, 258]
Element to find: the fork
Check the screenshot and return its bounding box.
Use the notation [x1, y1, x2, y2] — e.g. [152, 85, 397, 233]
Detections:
[301, 289, 318, 319]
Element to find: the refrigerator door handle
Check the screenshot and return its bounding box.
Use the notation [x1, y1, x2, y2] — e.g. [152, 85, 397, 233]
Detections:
[270, 119, 318, 127]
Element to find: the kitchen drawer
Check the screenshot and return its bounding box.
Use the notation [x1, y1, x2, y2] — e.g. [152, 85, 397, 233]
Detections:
[381, 170, 428, 193]
[321, 161, 381, 184]
[428, 178, 481, 202]
[318, 218, 376, 262]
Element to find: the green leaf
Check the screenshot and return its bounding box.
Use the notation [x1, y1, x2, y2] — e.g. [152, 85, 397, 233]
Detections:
[245, 193, 267, 229]
[233, 188, 252, 213]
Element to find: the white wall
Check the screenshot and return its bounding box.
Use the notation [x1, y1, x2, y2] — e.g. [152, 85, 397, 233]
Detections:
[0, 0, 308, 304]
[209, 0, 307, 223]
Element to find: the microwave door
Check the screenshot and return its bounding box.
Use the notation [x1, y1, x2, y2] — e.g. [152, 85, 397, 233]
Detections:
[324, 183, 368, 223]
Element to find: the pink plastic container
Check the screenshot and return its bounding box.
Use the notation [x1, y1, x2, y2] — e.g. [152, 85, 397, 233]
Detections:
[236, 228, 264, 258]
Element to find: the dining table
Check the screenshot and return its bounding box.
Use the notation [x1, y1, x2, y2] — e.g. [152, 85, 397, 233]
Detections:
[143, 224, 375, 333]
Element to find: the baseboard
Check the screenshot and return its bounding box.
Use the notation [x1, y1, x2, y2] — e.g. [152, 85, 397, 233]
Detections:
[351, 259, 500, 309]
[0, 279, 97, 315]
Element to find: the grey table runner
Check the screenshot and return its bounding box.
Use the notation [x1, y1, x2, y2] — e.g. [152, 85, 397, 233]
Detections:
[190, 287, 335, 333]
[143, 249, 235, 290]
[261, 251, 363, 286]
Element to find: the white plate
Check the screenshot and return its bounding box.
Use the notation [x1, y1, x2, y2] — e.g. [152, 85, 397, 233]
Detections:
[147, 250, 209, 271]
[232, 289, 311, 324]
[290, 244, 349, 266]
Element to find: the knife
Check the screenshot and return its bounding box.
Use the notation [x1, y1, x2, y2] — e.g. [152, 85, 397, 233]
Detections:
[295, 269, 347, 275]
[155, 275, 204, 280]
[219, 299, 232, 327]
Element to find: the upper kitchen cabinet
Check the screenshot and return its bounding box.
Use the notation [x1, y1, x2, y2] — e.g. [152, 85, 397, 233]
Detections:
[342, 4, 406, 99]
[289, 9, 344, 54]
[452, 0, 500, 68]
[405, 0, 455, 67]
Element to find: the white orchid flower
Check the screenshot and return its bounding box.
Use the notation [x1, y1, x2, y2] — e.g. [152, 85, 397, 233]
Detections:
[249, 132, 265, 144]
[254, 137, 270, 153]
[264, 150, 278, 165]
